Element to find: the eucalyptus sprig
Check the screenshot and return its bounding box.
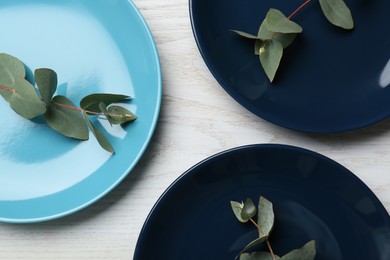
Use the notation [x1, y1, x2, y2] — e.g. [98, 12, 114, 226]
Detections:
[230, 196, 316, 260]
[0, 53, 137, 153]
[232, 0, 354, 82]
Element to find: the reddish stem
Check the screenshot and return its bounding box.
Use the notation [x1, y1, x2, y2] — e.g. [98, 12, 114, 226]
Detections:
[0, 85, 15, 92]
[250, 218, 266, 235]
[51, 101, 82, 112]
[249, 218, 276, 260]
[269, 0, 313, 41]
[0, 85, 101, 115]
[0, 85, 131, 121]
[50, 101, 100, 115]
[288, 0, 313, 20]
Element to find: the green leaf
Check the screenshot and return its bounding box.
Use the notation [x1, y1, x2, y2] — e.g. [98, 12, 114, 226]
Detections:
[0, 53, 26, 101]
[98, 102, 111, 125]
[273, 33, 298, 49]
[80, 93, 130, 113]
[107, 105, 137, 125]
[319, 0, 354, 29]
[264, 9, 303, 34]
[240, 251, 280, 260]
[280, 240, 316, 260]
[238, 236, 269, 256]
[4, 78, 46, 119]
[83, 111, 114, 153]
[255, 40, 262, 55]
[45, 95, 89, 140]
[231, 30, 261, 40]
[257, 196, 274, 237]
[35, 68, 57, 104]
[257, 22, 298, 49]
[258, 21, 273, 40]
[241, 198, 257, 220]
[231, 201, 248, 223]
[259, 40, 283, 82]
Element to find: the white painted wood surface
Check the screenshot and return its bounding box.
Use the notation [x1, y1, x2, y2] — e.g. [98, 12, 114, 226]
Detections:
[0, 0, 389, 259]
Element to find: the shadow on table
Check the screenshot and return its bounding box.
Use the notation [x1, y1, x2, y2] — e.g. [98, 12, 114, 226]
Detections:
[303, 117, 390, 145]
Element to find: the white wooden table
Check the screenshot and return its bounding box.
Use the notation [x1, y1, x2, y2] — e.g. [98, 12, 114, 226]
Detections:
[0, 0, 389, 259]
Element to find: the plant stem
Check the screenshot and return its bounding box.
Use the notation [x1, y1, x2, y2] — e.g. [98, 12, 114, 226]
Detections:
[269, 0, 312, 41]
[0, 85, 131, 119]
[249, 218, 276, 260]
[288, 0, 313, 20]
[249, 218, 265, 235]
[51, 101, 101, 115]
[0, 85, 15, 92]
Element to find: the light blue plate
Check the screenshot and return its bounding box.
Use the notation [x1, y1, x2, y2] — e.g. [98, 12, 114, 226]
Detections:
[0, 0, 161, 223]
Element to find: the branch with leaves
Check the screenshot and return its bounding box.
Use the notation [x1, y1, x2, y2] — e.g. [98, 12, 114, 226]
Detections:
[0, 53, 137, 153]
[232, 0, 354, 82]
[231, 196, 316, 260]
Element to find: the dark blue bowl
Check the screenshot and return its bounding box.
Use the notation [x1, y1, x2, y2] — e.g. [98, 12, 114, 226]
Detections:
[190, 0, 390, 133]
[134, 144, 390, 259]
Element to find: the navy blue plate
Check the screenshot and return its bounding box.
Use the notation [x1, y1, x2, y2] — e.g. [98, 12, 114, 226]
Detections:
[134, 144, 390, 259]
[190, 0, 390, 133]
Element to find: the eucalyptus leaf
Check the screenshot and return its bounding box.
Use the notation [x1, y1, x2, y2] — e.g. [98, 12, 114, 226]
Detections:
[231, 30, 261, 40]
[35, 68, 57, 104]
[241, 198, 257, 220]
[238, 236, 269, 256]
[257, 21, 273, 40]
[255, 40, 262, 55]
[273, 33, 298, 49]
[4, 78, 46, 119]
[280, 240, 316, 260]
[98, 102, 111, 125]
[83, 111, 114, 153]
[231, 201, 247, 223]
[107, 105, 137, 125]
[0, 53, 26, 101]
[319, 0, 354, 29]
[259, 40, 283, 82]
[264, 9, 303, 34]
[240, 251, 280, 260]
[257, 196, 274, 237]
[80, 93, 130, 113]
[257, 12, 299, 49]
[45, 95, 89, 140]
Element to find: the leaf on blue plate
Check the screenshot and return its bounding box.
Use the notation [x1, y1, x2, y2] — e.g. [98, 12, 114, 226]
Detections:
[80, 93, 131, 114]
[45, 95, 89, 140]
[319, 0, 354, 29]
[259, 40, 283, 82]
[231, 201, 247, 223]
[0, 53, 26, 101]
[280, 240, 316, 260]
[5, 77, 46, 119]
[83, 111, 114, 153]
[241, 198, 257, 221]
[238, 236, 269, 256]
[264, 9, 303, 34]
[107, 105, 137, 125]
[231, 30, 261, 40]
[257, 15, 299, 49]
[98, 102, 111, 125]
[35, 68, 58, 104]
[257, 196, 274, 238]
